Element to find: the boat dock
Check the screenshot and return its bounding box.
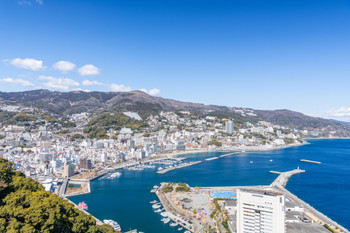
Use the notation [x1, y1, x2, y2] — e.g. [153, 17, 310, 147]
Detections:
[300, 159, 321, 164]
[271, 168, 305, 187]
[157, 161, 202, 174]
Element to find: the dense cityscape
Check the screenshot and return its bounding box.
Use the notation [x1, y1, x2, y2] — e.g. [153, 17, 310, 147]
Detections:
[0, 103, 310, 192]
[1, 0, 350, 232]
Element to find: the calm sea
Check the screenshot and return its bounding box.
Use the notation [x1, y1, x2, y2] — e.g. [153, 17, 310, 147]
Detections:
[69, 139, 350, 232]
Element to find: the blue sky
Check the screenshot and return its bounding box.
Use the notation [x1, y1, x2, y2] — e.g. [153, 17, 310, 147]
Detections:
[1, 0, 350, 120]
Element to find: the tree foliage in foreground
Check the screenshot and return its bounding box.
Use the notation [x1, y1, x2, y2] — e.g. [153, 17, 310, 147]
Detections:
[0, 158, 117, 233]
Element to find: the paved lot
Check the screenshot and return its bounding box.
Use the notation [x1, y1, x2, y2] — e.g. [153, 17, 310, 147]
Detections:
[287, 222, 330, 233]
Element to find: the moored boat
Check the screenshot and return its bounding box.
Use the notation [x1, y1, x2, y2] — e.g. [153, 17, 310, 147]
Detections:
[78, 201, 88, 210]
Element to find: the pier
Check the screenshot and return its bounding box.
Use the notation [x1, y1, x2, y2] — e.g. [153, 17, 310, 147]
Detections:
[300, 159, 321, 164]
[157, 161, 202, 174]
[271, 168, 305, 187]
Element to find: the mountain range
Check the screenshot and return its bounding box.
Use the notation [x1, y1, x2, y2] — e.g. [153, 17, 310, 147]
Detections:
[0, 89, 349, 134]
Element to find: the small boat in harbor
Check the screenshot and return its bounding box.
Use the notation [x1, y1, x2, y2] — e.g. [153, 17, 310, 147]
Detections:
[178, 227, 183, 231]
[170, 222, 178, 227]
[152, 204, 161, 209]
[162, 217, 170, 224]
[110, 172, 121, 178]
[78, 202, 88, 210]
[150, 200, 158, 204]
[154, 209, 162, 213]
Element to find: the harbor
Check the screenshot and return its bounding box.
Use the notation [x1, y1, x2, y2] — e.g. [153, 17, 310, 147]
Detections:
[68, 140, 350, 232]
[153, 169, 348, 233]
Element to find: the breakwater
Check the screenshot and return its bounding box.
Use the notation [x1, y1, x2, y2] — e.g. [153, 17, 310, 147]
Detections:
[300, 159, 321, 164]
[157, 161, 202, 174]
[270, 168, 305, 187]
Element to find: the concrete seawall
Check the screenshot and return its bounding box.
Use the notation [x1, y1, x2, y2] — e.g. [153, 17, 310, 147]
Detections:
[157, 161, 202, 174]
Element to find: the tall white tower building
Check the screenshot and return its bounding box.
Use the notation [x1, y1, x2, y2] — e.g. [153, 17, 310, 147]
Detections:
[237, 189, 286, 233]
[225, 120, 234, 134]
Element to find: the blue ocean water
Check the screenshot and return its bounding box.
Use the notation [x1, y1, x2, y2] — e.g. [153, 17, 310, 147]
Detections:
[69, 139, 350, 232]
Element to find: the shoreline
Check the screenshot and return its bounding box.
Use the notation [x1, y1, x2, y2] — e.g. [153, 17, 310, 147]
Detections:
[305, 137, 350, 140]
[157, 141, 310, 160]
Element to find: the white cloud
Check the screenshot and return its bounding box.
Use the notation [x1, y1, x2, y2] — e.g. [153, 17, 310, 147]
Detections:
[82, 79, 103, 86]
[18, 0, 42, 5]
[326, 107, 350, 118]
[110, 83, 132, 92]
[0, 77, 34, 87]
[38, 75, 79, 91]
[6, 58, 46, 71]
[72, 88, 91, 92]
[140, 88, 160, 96]
[78, 64, 100, 76]
[148, 88, 160, 95]
[53, 61, 75, 73]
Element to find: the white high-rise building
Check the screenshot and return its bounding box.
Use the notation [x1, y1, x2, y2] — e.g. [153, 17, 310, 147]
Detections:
[225, 120, 234, 134]
[237, 189, 285, 233]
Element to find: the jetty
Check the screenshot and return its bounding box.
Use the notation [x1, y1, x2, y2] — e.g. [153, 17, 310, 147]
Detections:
[271, 168, 305, 187]
[300, 159, 321, 164]
[219, 152, 239, 158]
[205, 157, 219, 161]
[157, 161, 202, 174]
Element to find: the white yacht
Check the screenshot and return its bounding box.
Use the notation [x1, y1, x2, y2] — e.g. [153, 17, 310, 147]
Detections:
[162, 218, 170, 224]
[152, 204, 161, 209]
[170, 222, 178, 227]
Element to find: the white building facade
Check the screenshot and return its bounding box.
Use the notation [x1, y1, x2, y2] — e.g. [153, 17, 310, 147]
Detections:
[225, 121, 234, 134]
[237, 189, 286, 233]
